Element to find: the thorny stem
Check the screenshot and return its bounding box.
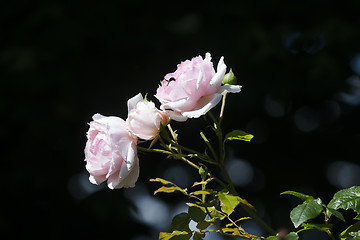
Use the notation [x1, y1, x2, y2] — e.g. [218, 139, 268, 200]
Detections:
[167, 124, 181, 153]
[210, 95, 277, 236]
[137, 146, 227, 189]
[219, 164, 276, 236]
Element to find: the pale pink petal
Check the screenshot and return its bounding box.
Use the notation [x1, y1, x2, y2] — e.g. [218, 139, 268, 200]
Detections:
[108, 142, 139, 189]
[182, 94, 222, 118]
[89, 174, 107, 185]
[209, 57, 227, 87]
[165, 111, 188, 122]
[160, 97, 188, 111]
[127, 93, 144, 112]
[219, 85, 242, 94]
[92, 113, 105, 121]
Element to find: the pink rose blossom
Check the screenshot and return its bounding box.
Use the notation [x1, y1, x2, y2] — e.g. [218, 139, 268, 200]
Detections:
[155, 53, 241, 121]
[84, 114, 139, 189]
[126, 93, 169, 140]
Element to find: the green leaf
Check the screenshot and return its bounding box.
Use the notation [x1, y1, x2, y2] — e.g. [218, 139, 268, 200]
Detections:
[168, 213, 191, 233]
[301, 223, 333, 232]
[264, 237, 279, 240]
[154, 186, 181, 195]
[328, 186, 360, 214]
[193, 232, 205, 240]
[188, 206, 206, 222]
[217, 227, 244, 237]
[280, 191, 314, 201]
[340, 221, 360, 240]
[350, 231, 360, 240]
[264, 232, 298, 240]
[191, 178, 214, 188]
[196, 221, 211, 231]
[159, 231, 191, 240]
[224, 130, 254, 142]
[191, 189, 216, 196]
[325, 207, 346, 222]
[290, 198, 323, 228]
[150, 178, 187, 195]
[218, 192, 253, 216]
[285, 232, 299, 240]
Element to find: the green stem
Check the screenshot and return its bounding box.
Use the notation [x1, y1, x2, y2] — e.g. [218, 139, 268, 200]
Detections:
[210, 94, 276, 236]
[200, 132, 219, 162]
[169, 141, 217, 164]
[218, 92, 228, 128]
[219, 161, 276, 236]
[138, 145, 227, 189]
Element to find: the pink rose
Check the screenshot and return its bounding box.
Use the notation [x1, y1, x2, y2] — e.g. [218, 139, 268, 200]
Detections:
[126, 93, 169, 140]
[155, 53, 241, 121]
[84, 114, 139, 189]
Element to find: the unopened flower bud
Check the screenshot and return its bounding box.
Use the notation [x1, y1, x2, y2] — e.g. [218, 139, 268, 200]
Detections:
[222, 69, 237, 85]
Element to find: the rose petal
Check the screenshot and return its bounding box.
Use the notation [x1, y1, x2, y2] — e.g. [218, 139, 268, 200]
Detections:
[165, 111, 188, 122]
[209, 56, 226, 87]
[127, 93, 144, 112]
[89, 174, 107, 185]
[182, 93, 222, 118]
[219, 85, 242, 94]
[160, 97, 188, 111]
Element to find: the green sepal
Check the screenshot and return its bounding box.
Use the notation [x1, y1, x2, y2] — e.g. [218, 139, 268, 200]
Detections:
[222, 69, 237, 85]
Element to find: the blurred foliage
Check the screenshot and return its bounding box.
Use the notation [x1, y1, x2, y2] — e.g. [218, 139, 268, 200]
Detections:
[2, 0, 360, 239]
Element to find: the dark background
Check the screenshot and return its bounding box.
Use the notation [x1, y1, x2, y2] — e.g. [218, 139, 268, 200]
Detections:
[3, 1, 360, 239]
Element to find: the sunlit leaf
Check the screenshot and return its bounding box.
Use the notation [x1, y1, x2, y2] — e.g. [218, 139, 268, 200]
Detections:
[290, 198, 323, 228]
[150, 178, 175, 185]
[218, 227, 243, 237]
[154, 186, 180, 195]
[159, 231, 191, 240]
[224, 130, 254, 142]
[218, 192, 254, 216]
[191, 189, 216, 196]
[191, 178, 214, 188]
[229, 217, 252, 226]
[150, 178, 187, 195]
[280, 191, 314, 202]
[328, 186, 360, 214]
